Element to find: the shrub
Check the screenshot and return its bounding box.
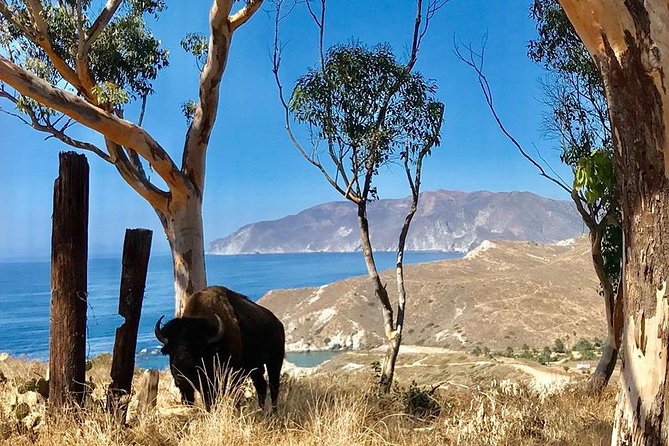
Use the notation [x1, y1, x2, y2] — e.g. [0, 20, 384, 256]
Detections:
[396, 380, 441, 419]
[554, 338, 566, 353]
[574, 338, 593, 352]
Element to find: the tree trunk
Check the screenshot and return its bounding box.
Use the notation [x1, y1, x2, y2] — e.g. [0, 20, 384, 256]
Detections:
[558, 2, 669, 443]
[161, 195, 207, 317]
[379, 200, 418, 393]
[356, 203, 396, 390]
[588, 227, 622, 392]
[590, 282, 624, 392]
[49, 152, 89, 408]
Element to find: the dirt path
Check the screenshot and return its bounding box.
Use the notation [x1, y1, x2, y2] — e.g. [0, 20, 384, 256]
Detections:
[503, 361, 571, 394]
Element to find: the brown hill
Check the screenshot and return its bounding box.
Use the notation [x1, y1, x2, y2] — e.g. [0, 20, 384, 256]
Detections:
[259, 237, 605, 352]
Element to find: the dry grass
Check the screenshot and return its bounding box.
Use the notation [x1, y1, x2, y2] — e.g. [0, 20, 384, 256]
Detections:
[0, 358, 616, 446]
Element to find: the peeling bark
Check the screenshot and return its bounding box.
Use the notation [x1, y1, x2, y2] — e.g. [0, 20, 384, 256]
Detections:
[558, 1, 669, 443]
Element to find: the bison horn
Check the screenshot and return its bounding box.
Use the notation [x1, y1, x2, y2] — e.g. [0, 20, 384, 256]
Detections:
[154, 316, 168, 345]
[207, 314, 225, 344]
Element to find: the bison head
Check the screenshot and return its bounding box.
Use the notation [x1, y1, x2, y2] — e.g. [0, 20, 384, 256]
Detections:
[154, 315, 225, 405]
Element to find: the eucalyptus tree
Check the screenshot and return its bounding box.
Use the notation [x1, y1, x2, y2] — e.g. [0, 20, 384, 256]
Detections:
[273, 0, 445, 392]
[0, 0, 263, 315]
[456, 0, 622, 393]
[529, 0, 622, 392]
[556, 1, 669, 443]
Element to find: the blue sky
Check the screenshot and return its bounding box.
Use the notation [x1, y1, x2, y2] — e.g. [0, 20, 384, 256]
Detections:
[0, 0, 573, 261]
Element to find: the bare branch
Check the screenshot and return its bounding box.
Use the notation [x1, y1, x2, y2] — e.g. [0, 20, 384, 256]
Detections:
[74, 0, 124, 96]
[454, 39, 573, 195]
[0, 87, 112, 160]
[533, 142, 572, 188]
[137, 94, 147, 126]
[305, 0, 326, 70]
[86, 0, 123, 47]
[271, 0, 360, 203]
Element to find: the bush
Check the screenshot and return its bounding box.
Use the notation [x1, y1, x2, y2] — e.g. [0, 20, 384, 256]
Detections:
[537, 348, 552, 365]
[574, 338, 593, 352]
[554, 338, 566, 353]
[396, 380, 441, 419]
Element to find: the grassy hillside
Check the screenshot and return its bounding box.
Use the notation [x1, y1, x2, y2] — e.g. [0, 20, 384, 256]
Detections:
[0, 354, 615, 446]
[260, 237, 604, 352]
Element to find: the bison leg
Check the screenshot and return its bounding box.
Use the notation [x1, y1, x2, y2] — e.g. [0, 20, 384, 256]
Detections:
[250, 368, 268, 409]
[267, 359, 282, 412]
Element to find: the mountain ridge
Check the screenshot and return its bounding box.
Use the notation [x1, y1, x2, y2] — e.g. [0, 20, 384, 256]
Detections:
[208, 189, 586, 255]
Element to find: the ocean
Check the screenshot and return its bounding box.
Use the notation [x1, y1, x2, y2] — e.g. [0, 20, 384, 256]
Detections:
[0, 251, 460, 369]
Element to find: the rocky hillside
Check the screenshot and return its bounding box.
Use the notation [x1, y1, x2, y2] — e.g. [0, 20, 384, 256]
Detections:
[208, 190, 585, 254]
[259, 237, 605, 352]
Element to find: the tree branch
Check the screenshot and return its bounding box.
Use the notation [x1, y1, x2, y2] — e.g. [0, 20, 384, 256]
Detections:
[230, 0, 263, 31]
[0, 87, 112, 161]
[455, 40, 573, 195]
[86, 0, 123, 47]
[270, 0, 360, 203]
[0, 55, 185, 190]
[106, 139, 170, 212]
[21, 0, 88, 95]
[75, 0, 124, 95]
[0, 1, 37, 40]
[182, 0, 261, 196]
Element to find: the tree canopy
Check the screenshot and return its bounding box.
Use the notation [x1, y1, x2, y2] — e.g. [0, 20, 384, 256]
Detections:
[0, 0, 264, 314]
[289, 42, 444, 203]
[529, 0, 621, 284]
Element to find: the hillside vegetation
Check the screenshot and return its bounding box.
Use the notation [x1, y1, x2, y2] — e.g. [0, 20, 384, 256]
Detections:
[261, 237, 604, 352]
[0, 355, 615, 446]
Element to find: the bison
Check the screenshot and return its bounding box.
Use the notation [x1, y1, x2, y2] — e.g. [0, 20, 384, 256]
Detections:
[154, 286, 285, 411]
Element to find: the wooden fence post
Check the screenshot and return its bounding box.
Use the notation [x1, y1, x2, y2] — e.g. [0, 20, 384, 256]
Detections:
[49, 152, 89, 408]
[137, 369, 160, 414]
[107, 228, 153, 419]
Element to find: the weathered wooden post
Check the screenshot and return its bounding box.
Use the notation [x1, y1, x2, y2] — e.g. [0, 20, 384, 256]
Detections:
[49, 152, 89, 408]
[137, 369, 160, 414]
[107, 228, 153, 419]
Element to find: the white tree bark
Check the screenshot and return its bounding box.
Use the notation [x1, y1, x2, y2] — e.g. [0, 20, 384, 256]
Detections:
[161, 196, 207, 317]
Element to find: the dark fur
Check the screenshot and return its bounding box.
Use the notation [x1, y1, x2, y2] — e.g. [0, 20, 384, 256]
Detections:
[156, 286, 285, 411]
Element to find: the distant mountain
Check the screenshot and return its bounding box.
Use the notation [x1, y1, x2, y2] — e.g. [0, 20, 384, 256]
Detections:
[259, 237, 604, 352]
[207, 190, 585, 255]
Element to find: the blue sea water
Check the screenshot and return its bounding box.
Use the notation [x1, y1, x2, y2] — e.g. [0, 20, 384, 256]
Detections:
[0, 251, 459, 369]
